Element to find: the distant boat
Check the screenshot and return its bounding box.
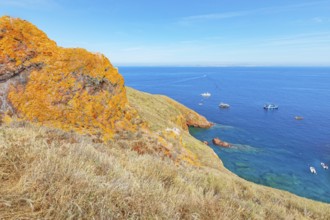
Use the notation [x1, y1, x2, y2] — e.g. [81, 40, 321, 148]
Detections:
[219, 102, 230, 108]
[198, 103, 203, 106]
[310, 166, 317, 174]
[295, 116, 304, 120]
[201, 92, 211, 98]
[321, 162, 329, 170]
[264, 104, 279, 110]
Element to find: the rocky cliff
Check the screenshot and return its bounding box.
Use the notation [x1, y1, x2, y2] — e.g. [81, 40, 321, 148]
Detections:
[0, 16, 140, 140]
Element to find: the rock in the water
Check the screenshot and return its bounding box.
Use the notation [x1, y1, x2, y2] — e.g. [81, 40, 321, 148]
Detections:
[212, 138, 231, 148]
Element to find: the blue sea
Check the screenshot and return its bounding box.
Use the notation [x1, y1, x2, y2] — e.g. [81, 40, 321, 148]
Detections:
[120, 67, 330, 203]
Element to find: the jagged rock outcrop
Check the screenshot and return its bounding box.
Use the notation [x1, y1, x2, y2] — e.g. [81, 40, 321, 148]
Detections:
[0, 16, 140, 140]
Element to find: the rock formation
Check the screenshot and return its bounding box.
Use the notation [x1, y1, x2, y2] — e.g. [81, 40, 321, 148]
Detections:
[212, 138, 231, 148]
[0, 16, 140, 140]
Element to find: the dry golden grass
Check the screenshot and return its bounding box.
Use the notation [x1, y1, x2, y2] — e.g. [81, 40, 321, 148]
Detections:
[1, 122, 330, 219]
[126, 87, 222, 169]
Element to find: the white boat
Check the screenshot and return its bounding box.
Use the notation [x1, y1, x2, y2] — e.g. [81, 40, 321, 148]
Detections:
[264, 104, 279, 110]
[321, 162, 329, 170]
[219, 102, 230, 108]
[310, 166, 317, 174]
[198, 103, 203, 106]
[201, 92, 211, 98]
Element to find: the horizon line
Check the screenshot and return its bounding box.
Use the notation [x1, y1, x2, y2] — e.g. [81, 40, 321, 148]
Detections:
[115, 64, 330, 68]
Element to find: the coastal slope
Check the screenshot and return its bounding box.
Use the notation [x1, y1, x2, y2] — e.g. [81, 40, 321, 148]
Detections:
[1, 16, 330, 219]
[126, 87, 220, 168]
[1, 105, 330, 219]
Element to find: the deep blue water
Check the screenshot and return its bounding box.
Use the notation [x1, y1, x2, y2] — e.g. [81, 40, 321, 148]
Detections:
[120, 66, 330, 203]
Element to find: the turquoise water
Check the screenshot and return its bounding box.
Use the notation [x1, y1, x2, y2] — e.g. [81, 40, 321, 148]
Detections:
[120, 67, 330, 203]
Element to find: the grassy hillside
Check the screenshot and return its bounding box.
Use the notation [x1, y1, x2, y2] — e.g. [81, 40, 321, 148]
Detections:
[126, 87, 221, 169]
[1, 89, 329, 219]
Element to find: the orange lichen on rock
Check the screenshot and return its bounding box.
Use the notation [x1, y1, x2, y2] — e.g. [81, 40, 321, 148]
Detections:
[0, 16, 137, 140]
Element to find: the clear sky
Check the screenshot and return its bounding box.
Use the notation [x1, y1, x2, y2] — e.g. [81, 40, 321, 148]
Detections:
[1, 0, 330, 66]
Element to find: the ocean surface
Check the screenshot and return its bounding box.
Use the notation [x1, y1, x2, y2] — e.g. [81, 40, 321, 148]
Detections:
[120, 66, 330, 203]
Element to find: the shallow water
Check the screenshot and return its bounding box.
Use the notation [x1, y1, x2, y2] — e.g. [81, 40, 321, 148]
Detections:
[120, 66, 330, 203]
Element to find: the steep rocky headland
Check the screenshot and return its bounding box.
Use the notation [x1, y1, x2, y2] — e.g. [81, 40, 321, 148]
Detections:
[1, 16, 330, 219]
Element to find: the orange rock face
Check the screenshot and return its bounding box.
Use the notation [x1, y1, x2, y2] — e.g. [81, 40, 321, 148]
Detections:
[0, 16, 137, 140]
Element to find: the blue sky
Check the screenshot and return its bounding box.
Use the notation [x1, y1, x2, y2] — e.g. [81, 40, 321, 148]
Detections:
[1, 0, 330, 66]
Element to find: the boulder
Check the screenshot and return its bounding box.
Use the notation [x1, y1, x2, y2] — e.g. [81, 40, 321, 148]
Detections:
[0, 16, 140, 140]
